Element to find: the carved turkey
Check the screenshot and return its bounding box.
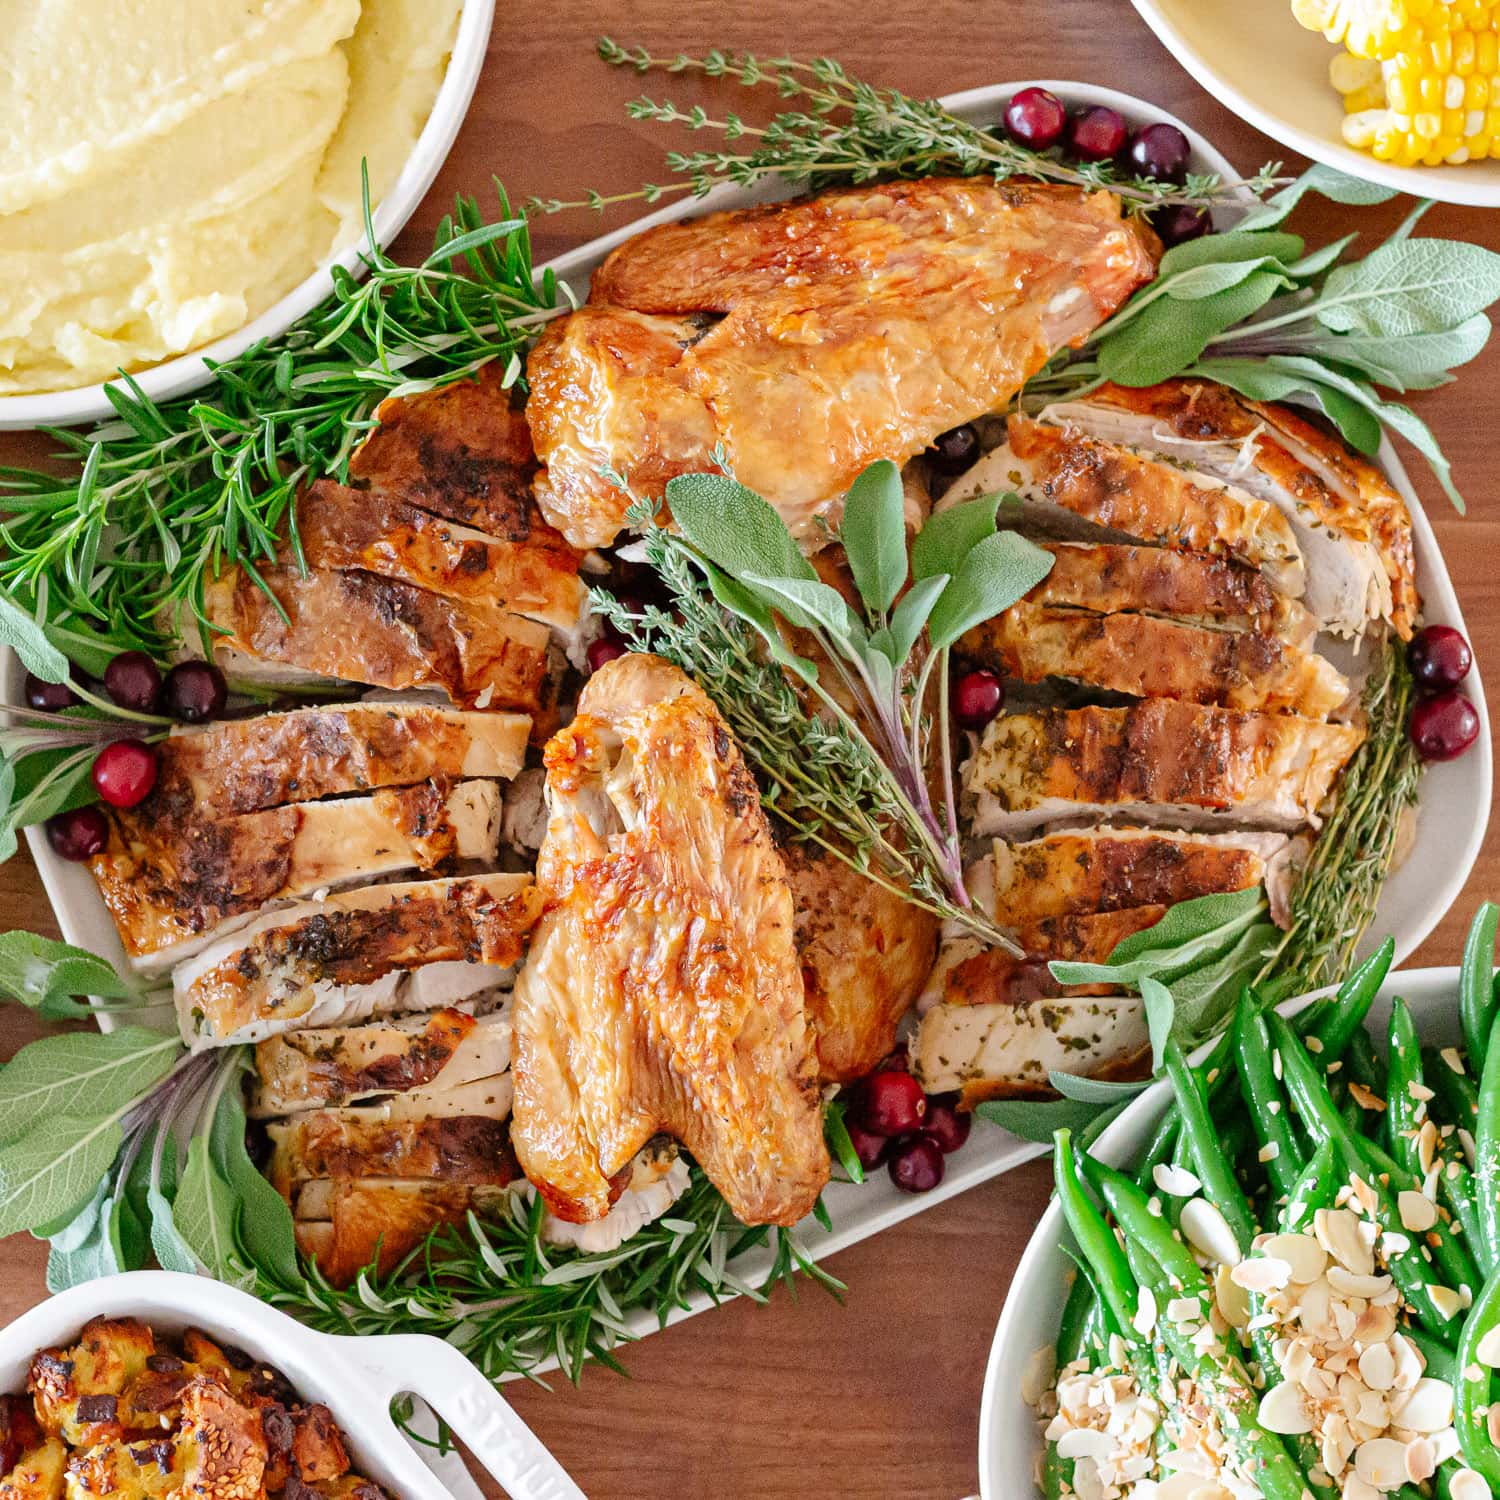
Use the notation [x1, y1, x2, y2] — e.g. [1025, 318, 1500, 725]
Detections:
[510, 654, 829, 1226]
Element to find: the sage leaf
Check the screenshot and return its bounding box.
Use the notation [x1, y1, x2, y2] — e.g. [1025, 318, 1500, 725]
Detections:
[2, 745, 99, 841]
[1158, 230, 1305, 277]
[1283, 233, 1358, 280]
[702, 563, 818, 684]
[1166, 922, 1279, 1042]
[910, 494, 1001, 581]
[839, 460, 907, 615]
[107, 1188, 148, 1272]
[974, 1093, 1114, 1145]
[38, 1179, 108, 1253]
[665, 473, 817, 584]
[208, 1066, 300, 1284]
[1315, 237, 1500, 339]
[1162, 256, 1301, 302]
[1047, 1072, 1148, 1105]
[0, 1029, 179, 1146]
[148, 1185, 199, 1276]
[174, 1135, 254, 1290]
[927, 531, 1053, 650]
[881, 574, 950, 665]
[1099, 270, 1287, 387]
[0, 594, 69, 683]
[1188, 357, 1383, 457]
[1237, 163, 1397, 232]
[37, 616, 127, 681]
[740, 573, 863, 644]
[1141, 976, 1175, 1072]
[0, 1112, 124, 1237]
[1300, 314, 1491, 390]
[0, 932, 136, 1014]
[46, 1194, 121, 1293]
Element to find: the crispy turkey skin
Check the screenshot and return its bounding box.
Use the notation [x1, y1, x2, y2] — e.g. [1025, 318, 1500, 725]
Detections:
[510, 654, 829, 1226]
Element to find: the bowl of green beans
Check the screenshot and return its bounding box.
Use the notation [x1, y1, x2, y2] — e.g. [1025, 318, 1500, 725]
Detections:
[981, 904, 1500, 1500]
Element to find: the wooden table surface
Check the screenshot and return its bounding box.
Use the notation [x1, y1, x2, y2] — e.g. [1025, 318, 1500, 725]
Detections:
[3, 2, 1499, 1496]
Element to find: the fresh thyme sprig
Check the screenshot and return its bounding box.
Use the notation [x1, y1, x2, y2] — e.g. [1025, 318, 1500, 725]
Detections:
[0, 181, 571, 659]
[259, 1171, 841, 1387]
[523, 41, 1286, 218]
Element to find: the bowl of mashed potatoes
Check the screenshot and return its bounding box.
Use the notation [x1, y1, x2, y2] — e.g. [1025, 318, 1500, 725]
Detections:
[0, 0, 493, 428]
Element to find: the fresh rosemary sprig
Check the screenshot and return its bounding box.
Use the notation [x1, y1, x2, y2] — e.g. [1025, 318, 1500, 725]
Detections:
[0, 181, 571, 659]
[259, 1172, 841, 1387]
[524, 41, 1286, 218]
[1257, 634, 1422, 995]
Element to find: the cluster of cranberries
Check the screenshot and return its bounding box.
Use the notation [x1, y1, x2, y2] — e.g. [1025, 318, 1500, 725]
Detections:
[1002, 87, 1210, 248]
[1406, 624, 1479, 762]
[845, 1049, 971, 1195]
[29, 653, 228, 861]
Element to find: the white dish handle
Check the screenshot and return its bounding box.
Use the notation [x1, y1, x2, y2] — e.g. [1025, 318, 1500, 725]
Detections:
[336, 1333, 587, 1500]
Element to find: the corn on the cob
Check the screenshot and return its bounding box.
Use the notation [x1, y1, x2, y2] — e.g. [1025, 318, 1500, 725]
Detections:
[1294, 0, 1500, 167]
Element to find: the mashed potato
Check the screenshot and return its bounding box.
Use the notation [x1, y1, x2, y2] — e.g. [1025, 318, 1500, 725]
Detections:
[0, 0, 462, 395]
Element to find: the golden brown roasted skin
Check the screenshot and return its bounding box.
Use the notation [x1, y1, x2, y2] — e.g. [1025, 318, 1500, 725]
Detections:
[526, 178, 1158, 548]
[201, 560, 551, 712]
[1089, 380, 1418, 638]
[511, 654, 829, 1225]
[348, 361, 549, 541]
[779, 841, 938, 1083]
[155, 702, 528, 819]
[295, 479, 583, 629]
[963, 600, 1351, 717]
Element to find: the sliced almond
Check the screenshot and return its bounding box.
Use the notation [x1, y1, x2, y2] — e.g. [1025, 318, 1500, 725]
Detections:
[1328, 1266, 1393, 1299]
[1056, 1427, 1117, 1461]
[1262, 1232, 1327, 1284]
[1132, 1285, 1158, 1337]
[1476, 1324, 1500, 1368]
[1430, 1284, 1466, 1321]
[1022, 1344, 1056, 1406]
[1317, 1207, 1376, 1276]
[1258, 1380, 1314, 1435]
[1452, 1470, 1496, 1500]
[1393, 1376, 1456, 1433]
[1355, 1436, 1411, 1489]
[1398, 1190, 1438, 1232]
[1213, 1263, 1250, 1330]
[1152, 1162, 1202, 1197]
[1405, 1435, 1437, 1484]
[1359, 1341, 1396, 1392]
[1181, 1198, 1241, 1267]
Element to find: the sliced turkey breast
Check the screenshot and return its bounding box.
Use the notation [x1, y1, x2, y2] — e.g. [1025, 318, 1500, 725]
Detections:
[964, 700, 1365, 837]
[984, 827, 1289, 928]
[172, 873, 538, 1047]
[1038, 382, 1417, 638]
[1027, 542, 1317, 645]
[294, 480, 584, 632]
[251, 1009, 511, 1117]
[914, 992, 1147, 1103]
[201, 560, 551, 712]
[91, 780, 502, 971]
[943, 413, 1305, 595]
[962, 599, 1350, 718]
[156, 702, 528, 819]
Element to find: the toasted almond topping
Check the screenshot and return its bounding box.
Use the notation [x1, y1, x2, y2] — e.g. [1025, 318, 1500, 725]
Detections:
[1429, 1284, 1465, 1320]
[1264, 1232, 1328, 1285]
[1328, 1266, 1391, 1299]
[1405, 1434, 1437, 1483]
[1397, 1190, 1437, 1233]
[1349, 1082, 1386, 1112]
[1393, 1377, 1455, 1434]
[1232, 1256, 1292, 1294]
[1355, 1436, 1410, 1489]
[1153, 1162, 1202, 1198]
[1451, 1469, 1494, 1500]
[1306, 1035, 1324, 1054]
[1133, 1285, 1157, 1337]
[1489, 1404, 1500, 1448]
[1259, 1380, 1314, 1435]
[1181, 1199, 1241, 1267]
[1477, 1325, 1500, 1368]
[1213, 1263, 1250, 1330]
[1359, 1342, 1396, 1392]
[1259, 1141, 1281, 1163]
[1440, 1047, 1466, 1076]
[1022, 1344, 1056, 1405]
[1316, 1208, 1376, 1276]
[1056, 1427, 1117, 1461]
[1409, 1081, 1435, 1103]
[1166, 1296, 1200, 1324]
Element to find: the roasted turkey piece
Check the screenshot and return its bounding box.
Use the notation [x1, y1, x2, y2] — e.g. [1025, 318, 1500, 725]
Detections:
[511, 654, 829, 1226]
[526, 178, 1158, 548]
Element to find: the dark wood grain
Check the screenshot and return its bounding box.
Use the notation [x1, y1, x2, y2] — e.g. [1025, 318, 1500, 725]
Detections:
[1, 3, 1497, 1495]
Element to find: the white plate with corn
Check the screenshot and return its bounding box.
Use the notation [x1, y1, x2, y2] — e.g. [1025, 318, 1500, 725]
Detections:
[1128, 0, 1500, 207]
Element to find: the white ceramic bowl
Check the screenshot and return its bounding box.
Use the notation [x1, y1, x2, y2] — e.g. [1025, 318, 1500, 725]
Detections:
[1129, 0, 1500, 207]
[3, 80, 1489, 1378]
[0, 1271, 584, 1500]
[978, 966, 1466, 1497]
[0, 0, 495, 432]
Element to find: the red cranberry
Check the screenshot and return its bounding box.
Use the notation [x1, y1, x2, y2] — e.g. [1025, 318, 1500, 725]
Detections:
[922, 1095, 972, 1155]
[1151, 204, 1213, 247]
[602, 593, 648, 644]
[953, 669, 1004, 731]
[587, 638, 628, 673]
[1408, 625, 1472, 693]
[45, 805, 109, 861]
[925, 423, 980, 476]
[92, 740, 158, 808]
[1127, 122, 1191, 182]
[24, 673, 77, 712]
[1003, 87, 1067, 150]
[162, 660, 227, 723]
[845, 1119, 891, 1173]
[1067, 105, 1128, 161]
[1409, 692, 1480, 762]
[103, 652, 162, 714]
[888, 1135, 946, 1194]
[860, 1070, 927, 1137]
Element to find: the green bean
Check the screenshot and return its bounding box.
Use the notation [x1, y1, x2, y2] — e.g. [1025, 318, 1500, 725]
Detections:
[1092, 1163, 1315, 1500]
[1053, 1130, 1141, 1346]
[1270, 1012, 1469, 1338]
[1461, 902, 1499, 1072]
[1427, 1043, 1481, 1133]
[1404, 1323, 1458, 1385]
[1475, 1009, 1500, 1265]
[1281, 1137, 1338, 1231]
[1303, 935, 1395, 1062]
[1455, 1265, 1500, 1487]
[1234, 993, 1306, 1200]
[1165, 1038, 1256, 1254]
[1042, 1266, 1098, 1500]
